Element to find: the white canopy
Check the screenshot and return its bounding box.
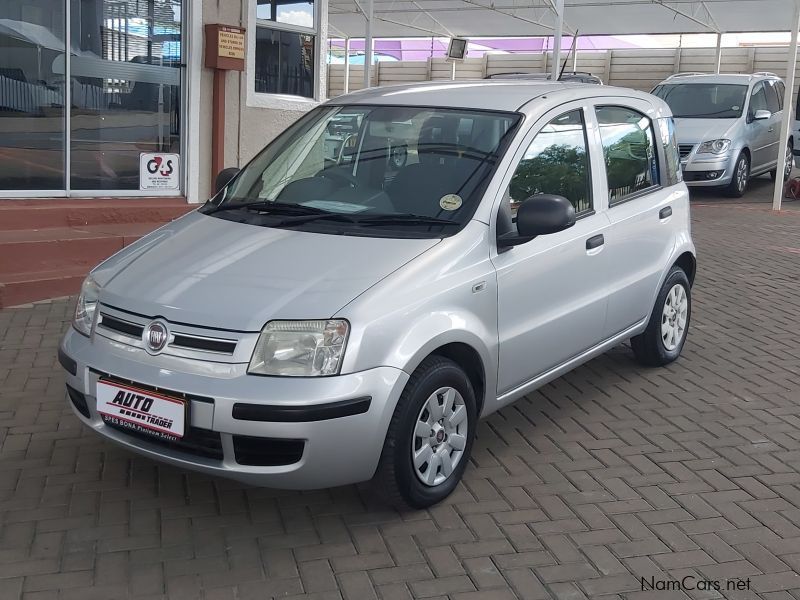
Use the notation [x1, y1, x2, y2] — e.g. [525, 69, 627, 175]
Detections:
[328, 0, 797, 39]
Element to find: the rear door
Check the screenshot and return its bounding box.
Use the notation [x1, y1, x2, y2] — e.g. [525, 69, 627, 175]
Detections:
[593, 102, 678, 338]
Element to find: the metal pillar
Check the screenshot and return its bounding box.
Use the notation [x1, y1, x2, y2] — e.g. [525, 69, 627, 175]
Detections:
[363, 0, 373, 89]
[343, 37, 351, 94]
[550, 0, 564, 81]
[773, 0, 800, 210]
[714, 33, 722, 73]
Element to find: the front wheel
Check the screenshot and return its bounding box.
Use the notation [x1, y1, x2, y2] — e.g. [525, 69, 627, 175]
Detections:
[725, 152, 749, 197]
[770, 141, 794, 182]
[373, 356, 476, 509]
[631, 266, 692, 367]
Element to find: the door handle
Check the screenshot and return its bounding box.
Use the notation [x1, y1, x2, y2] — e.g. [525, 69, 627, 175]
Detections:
[586, 234, 604, 250]
[659, 206, 673, 220]
[769, 127, 775, 132]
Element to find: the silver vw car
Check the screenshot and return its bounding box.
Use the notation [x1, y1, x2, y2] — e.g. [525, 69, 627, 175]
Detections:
[652, 72, 792, 197]
[60, 81, 696, 508]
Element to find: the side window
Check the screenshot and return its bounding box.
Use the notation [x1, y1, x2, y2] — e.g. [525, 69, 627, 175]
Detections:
[765, 81, 781, 114]
[657, 117, 682, 186]
[775, 81, 786, 111]
[506, 109, 592, 216]
[749, 83, 769, 116]
[595, 106, 659, 203]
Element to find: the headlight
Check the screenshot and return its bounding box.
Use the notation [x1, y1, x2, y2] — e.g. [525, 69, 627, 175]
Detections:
[697, 139, 731, 155]
[73, 275, 101, 336]
[248, 320, 349, 376]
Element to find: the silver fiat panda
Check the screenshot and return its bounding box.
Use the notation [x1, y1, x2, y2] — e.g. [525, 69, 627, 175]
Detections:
[60, 80, 696, 508]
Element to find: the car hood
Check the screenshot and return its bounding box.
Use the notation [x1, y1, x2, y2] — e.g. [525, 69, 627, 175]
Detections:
[673, 118, 739, 145]
[97, 211, 440, 331]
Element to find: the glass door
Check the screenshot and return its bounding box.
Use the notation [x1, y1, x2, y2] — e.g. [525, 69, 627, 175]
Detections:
[0, 1, 67, 192]
[0, 0, 184, 196]
[69, 0, 182, 192]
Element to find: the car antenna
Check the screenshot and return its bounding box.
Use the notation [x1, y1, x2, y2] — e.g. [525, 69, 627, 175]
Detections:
[559, 30, 579, 81]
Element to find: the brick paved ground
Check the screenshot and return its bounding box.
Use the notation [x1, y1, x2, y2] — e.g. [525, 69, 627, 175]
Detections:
[2, 181, 800, 599]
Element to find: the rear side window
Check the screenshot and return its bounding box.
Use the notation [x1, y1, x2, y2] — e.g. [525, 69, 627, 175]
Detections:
[657, 117, 682, 186]
[595, 106, 659, 204]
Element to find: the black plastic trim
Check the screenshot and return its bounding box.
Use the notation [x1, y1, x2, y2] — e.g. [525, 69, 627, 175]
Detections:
[66, 385, 90, 419]
[232, 396, 372, 422]
[99, 313, 145, 338]
[172, 334, 236, 354]
[58, 347, 77, 376]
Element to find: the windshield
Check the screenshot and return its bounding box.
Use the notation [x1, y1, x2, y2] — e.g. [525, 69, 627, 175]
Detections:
[204, 104, 521, 237]
[653, 83, 748, 119]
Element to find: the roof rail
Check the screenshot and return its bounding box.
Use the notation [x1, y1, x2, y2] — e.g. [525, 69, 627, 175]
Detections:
[753, 71, 779, 78]
[666, 72, 707, 79]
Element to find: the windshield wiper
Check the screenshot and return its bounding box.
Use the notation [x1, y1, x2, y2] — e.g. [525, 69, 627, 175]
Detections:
[354, 214, 460, 227]
[205, 200, 329, 215]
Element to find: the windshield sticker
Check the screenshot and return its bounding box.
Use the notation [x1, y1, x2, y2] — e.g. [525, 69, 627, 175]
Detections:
[732, 105, 740, 111]
[439, 194, 463, 211]
[301, 200, 369, 213]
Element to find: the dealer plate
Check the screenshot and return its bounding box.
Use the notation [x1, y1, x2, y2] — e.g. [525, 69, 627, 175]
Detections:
[96, 380, 187, 440]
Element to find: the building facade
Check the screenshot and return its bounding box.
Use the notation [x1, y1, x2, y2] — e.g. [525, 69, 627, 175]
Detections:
[0, 0, 328, 204]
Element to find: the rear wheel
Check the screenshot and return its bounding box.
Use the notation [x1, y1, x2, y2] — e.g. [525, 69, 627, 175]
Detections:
[631, 266, 691, 367]
[373, 356, 476, 509]
[725, 152, 749, 197]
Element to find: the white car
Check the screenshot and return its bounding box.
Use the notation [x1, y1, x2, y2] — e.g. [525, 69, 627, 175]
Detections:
[60, 81, 696, 508]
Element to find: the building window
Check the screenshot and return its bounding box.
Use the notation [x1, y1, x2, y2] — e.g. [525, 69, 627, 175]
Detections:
[254, 0, 316, 100]
[257, 0, 314, 28]
[255, 27, 315, 98]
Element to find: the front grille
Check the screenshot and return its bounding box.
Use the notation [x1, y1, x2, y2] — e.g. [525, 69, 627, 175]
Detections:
[66, 385, 90, 419]
[98, 311, 237, 355]
[679, 144, 695, 159]
[99, 313, 144, 338]
[232, 435, 305, 466]
[104, 420, 224, 461]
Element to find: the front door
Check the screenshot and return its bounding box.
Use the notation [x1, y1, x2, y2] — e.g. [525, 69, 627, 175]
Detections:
[493, 106, 612, 395]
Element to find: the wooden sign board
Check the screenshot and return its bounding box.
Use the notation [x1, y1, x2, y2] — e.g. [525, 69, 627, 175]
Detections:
[205, 24, 246, 71]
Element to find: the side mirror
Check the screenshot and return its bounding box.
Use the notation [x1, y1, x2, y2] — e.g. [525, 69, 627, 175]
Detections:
[753, 109, 772, 121]
[215, 167, 240, 194]
[498, 194, 576, 248]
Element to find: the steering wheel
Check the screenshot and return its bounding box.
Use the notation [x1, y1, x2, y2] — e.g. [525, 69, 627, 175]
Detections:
[321, 168, 360, 188]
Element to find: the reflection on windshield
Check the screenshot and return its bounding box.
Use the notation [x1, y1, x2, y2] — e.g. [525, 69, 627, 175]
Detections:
[204, 104, 520, 237]
[653, 83, 748, 119]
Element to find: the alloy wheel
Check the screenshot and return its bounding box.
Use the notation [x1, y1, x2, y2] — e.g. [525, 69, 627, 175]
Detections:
[736, 156, 749, 194]
[661, 283, 689, 351]
[785, 144, 794, 181]
[412, 387, 468, 487]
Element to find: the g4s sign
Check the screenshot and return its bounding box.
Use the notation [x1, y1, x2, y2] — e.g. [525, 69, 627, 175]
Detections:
[140, 153, 180, 190]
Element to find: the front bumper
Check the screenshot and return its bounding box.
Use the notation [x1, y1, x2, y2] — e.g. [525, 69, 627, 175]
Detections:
[681, 153, 735, 187]
[60, 326, 409, 489]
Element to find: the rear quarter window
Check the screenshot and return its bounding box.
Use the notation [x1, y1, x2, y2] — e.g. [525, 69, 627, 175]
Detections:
[657, 117, 682, 186]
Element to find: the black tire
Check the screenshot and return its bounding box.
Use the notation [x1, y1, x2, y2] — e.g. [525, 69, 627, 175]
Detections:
[631, 266, 692, 367]
[724, 152, 749, 197]
[770, 142, 794, 182]
[373, 356, 477, 509]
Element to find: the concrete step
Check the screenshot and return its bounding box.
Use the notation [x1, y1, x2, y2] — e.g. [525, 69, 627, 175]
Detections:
[0, 267, 87, 308]
[0, 198, 193, 231]
[0, 223, 163, 275]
